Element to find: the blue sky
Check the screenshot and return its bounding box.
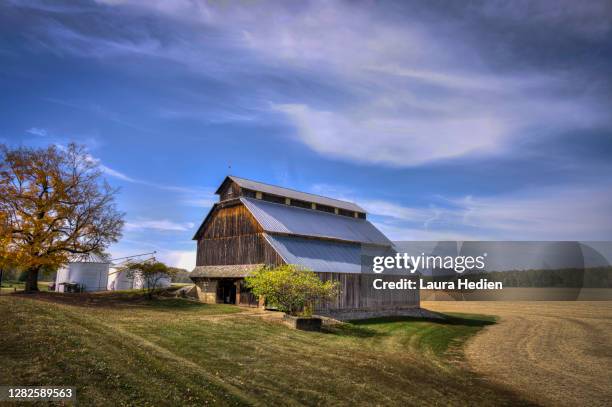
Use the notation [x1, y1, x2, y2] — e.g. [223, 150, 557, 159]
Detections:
[1, 0, 611, 269]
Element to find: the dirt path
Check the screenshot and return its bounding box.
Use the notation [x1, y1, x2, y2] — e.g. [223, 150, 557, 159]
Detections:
[422, 301, 612, 407]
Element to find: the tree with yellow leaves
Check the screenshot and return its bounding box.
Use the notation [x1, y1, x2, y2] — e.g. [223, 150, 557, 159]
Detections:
[0, 144, 124, 292]
[0, 210, 14, 285]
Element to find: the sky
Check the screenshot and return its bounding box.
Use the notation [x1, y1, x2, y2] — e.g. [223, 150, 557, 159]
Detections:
[1, 0, 611, 270]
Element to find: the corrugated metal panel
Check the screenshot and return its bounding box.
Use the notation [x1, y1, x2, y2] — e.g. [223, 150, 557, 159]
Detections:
[69, 253, 110, 263]
[265, 234, 362, 273]
[227, 176, 365, 213]
[55, 263, 109, 292]
[242, 198, 391, 245]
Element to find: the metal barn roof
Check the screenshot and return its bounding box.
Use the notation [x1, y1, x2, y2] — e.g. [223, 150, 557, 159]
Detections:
[265, 234, 362, 273]
[221, 176, 365, 213]
[242, 198, 391, 246]
[68, 253, 111, 264]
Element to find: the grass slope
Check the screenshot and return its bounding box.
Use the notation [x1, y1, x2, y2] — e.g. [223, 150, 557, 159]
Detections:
[0, 294, 532, 406]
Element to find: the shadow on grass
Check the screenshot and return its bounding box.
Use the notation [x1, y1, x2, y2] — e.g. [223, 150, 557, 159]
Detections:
[137, 298, 207, 310]
[351, 313, 496, 328]
[321, 313, 495, 342]
[11, 290, 219, 312]
[321, 323, 388, 338]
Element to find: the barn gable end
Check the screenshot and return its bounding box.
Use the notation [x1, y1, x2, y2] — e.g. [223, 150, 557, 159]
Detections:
[195, 201, 284, 267]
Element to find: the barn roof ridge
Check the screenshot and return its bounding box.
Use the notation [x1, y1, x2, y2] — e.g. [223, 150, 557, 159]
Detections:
[217, 175, 366, 213]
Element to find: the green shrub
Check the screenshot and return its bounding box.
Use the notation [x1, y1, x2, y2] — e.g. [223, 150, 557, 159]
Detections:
[245, 265, 340, 316]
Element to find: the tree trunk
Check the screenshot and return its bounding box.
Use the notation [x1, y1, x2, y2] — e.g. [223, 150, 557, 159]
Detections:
[25, 266, 40, 292]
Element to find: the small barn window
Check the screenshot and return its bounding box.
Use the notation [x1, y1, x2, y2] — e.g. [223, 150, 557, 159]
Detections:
[291, 199, 311, 209]
[242, 189, 256, 198]
[316, 204, 335, 214]
[338, 209, 354, 217]
[262, 193, 286, 204]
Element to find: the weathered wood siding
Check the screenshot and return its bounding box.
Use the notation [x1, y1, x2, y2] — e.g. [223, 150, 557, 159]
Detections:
[198, 235, 283, 265]
[219, 180, 241, 201]
[315, 273, 419, 313]
[238, 280, 259, 307]
[196, 203, 284, 266]
[202, 204, 261, 239]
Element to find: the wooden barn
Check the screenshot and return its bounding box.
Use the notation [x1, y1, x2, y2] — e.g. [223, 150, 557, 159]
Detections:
[191, 176, 419, 319]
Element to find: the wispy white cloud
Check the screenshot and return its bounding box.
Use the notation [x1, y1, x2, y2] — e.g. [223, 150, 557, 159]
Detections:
[125, 219, 195, 232]
[82, 153, 136, 183]
[312, 182, 612, 241]
[274, 103, 510, 166]
[158, 107, 257, 124]
[37, 0, 605, 167]
[26, 127, 48, 137]
[445, 186, 612, 240]
[93, 155, 213, 198]
[72, 149, 216, 207]
[360, 200, 439, 225]
[161, 249, 196, 270]
[99, 163, 217, 207]
[474, 0, 612, 38]
[100, 164, 136, 182]
[181, 195, 217, 209]
[374, 222, 477, 242]
[259, 5, 608, 167]
[42, 97, 148, 132]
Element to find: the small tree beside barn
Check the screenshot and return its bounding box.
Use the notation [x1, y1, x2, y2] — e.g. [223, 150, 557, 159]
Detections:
[125, 261, 176, 299]
[245, 265, 340, 316]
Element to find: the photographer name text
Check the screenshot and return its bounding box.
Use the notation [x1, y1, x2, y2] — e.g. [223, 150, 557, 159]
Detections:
[373, 278, 503, 290]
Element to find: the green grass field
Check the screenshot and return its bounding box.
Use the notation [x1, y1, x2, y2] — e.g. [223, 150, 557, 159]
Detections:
[0, 293, 531, 406]
[0, 281, 52, 294]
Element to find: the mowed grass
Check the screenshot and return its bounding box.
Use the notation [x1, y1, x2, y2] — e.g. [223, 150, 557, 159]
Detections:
[0, 294, 532, 406]
[347, 313, 497, 357]
[1, 281, 51, 294]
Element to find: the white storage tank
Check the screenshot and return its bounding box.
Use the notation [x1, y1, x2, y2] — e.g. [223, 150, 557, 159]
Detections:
[132, 272, 172, 290]
[107, 267, 134, 291]
[55, 259, 110, 293]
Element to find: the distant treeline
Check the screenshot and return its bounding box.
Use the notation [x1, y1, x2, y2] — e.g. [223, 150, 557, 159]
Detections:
[0, 266, 55, 282]
[170, 268, 193, 283]
[427, 266, 612, 288]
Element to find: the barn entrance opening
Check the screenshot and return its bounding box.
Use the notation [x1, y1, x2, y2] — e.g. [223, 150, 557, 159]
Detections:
[217, 279, 237, 304]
